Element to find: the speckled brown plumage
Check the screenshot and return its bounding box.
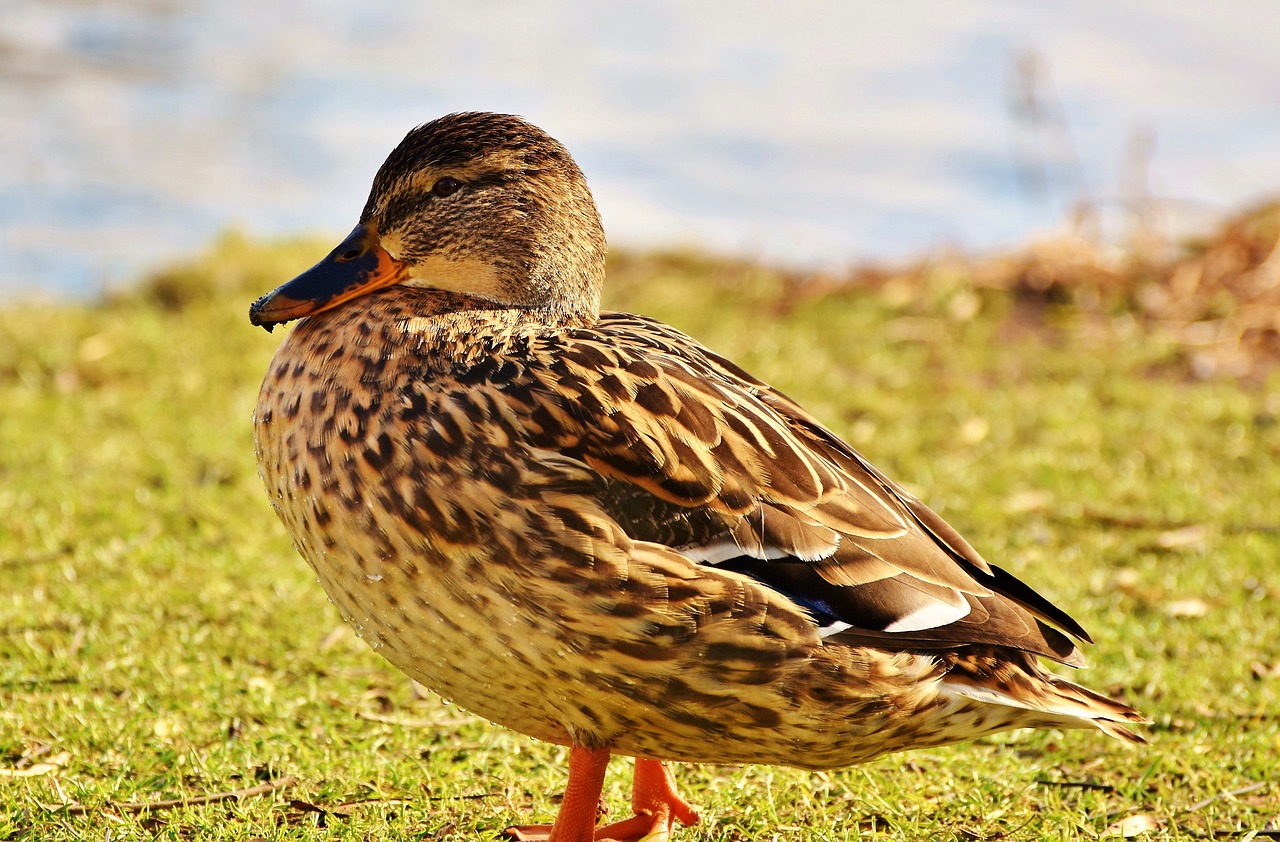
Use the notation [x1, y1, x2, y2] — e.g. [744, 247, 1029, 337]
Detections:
[249, 112, 1145, 842]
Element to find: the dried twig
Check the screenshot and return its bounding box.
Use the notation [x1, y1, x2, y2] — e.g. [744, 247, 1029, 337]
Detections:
[1068, 508, 1280, 535]
[0, 546, 74, 570]
[0, 622, 75, 637]
[0, 676, 80, 691]
[43, 775, 298, 815]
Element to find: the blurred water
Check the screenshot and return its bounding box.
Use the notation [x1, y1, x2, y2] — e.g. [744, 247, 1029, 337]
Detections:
[2, 0, 1278, 298]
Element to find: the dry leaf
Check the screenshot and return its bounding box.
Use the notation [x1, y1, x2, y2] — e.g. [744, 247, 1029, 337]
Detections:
[1163, 598, 1210, 619]
[1005, 489, 1053, 514]
[153, 717, 183, 739]
[948, 289, 982, 322]
[1251, 661, 1280, 679]
[1104, 812, 1161, 837]
[1109, 568, 1141, 591]
[247, 676, 275, 695]
[77, 333, 116, 362]
[959, 416, 989, 445]
[319, 624, 350, 651]
[0, 750, 71, 777]
[1155, 524, 1208, 549]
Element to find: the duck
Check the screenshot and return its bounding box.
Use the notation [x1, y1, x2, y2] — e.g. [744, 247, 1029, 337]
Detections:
[248, 112, 1146, 842]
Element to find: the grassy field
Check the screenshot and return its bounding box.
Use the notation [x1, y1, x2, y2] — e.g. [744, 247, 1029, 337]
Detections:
[1, 229, 1278, 840]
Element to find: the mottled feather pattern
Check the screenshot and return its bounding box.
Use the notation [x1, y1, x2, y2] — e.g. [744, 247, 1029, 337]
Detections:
[255, 284, 1144, 764]
[252, 113, 1144, 839]
[525, 307, 1081, 663]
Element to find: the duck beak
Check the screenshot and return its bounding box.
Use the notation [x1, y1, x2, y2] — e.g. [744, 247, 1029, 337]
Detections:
[249, 223, 408, 331]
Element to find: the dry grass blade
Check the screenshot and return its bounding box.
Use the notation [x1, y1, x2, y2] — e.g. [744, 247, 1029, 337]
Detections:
[354, 710, 478, 729]
[1036, 778, 1117, 793]
[1182, 782, 1268, 814]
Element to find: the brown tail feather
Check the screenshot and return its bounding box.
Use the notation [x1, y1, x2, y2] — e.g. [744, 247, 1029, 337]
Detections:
[1041, 673, 1149, 744]
[940, 648, 1149, 744]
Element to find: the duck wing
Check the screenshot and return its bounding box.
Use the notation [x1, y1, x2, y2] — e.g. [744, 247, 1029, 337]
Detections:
[502, 311, 1088, 666]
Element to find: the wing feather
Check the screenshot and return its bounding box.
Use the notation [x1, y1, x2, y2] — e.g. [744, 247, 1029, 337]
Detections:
[506, 313, 1089, 664]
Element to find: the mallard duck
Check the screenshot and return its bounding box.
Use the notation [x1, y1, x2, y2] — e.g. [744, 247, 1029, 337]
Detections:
[248, 112, 1145, 842]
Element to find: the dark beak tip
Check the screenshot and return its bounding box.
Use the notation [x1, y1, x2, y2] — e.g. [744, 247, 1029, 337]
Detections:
[248, 294, 279, 332]
[246, 223, 376, 332]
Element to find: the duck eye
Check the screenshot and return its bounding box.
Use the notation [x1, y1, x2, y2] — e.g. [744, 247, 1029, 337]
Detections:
[432, 177, 462, 197]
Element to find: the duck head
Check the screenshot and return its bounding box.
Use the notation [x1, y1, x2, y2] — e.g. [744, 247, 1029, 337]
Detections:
[249, 112, 607, 330]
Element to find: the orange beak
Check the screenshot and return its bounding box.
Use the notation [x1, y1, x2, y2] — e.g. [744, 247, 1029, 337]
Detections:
[249, 223, 408, 331]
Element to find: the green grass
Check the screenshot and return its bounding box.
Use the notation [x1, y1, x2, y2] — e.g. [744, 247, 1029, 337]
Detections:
[1, 235, 1277, 840]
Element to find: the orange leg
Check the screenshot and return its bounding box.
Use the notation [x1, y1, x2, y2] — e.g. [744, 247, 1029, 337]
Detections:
[503, 749, 700, 842]
[594, 758, 700, 841]
[505, 745, 611, 842]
